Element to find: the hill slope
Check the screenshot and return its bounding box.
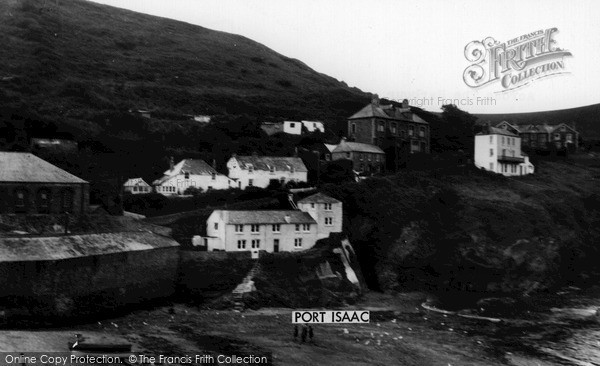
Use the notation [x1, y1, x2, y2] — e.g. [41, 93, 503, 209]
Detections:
[0, 0, 369, 133]
[475, 103, 600, 140]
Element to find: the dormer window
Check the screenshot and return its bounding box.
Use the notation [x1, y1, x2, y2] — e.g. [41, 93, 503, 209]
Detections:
[211, 172, 216, 180]
[248, 164, 254, 173]
[269, 166, 275, 173]
[184, 172, 190, 179]
[290, 167, 295, 174]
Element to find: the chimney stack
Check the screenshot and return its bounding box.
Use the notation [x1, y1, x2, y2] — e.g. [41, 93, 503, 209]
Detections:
[169, 156, 174, 171]
[212, 159, 217, 169]
[402, 99, 409, 109]
[371, 94, 380, 106]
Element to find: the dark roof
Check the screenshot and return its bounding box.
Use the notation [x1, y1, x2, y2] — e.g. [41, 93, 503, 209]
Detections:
[298, 192, 341, 204]
[232, 156, 308, 172]
[348, 102, 428, 124]
[0, 232, 179, 262]
[0, 152, 87, 184]
[477, 126, 519, 137]
[495, 122, 579, 134]
[330, 139, 384, 154]
[213, 210, 316, 224]
[123, 178, 150, 187]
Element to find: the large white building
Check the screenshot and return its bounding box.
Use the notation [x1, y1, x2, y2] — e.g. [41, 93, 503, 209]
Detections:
[153, 158, 234, 195]
[198, 192, 343, 252]
[474, 127, 534, 176]
[227, 155, 308, 190]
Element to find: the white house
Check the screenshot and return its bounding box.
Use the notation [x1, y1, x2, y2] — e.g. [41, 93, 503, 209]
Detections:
[301, 120, 325, 133]
[123, 178, 151, 194]
[297, 192, 343, 240]
[474, 127, 534, 176]
[198, 192, 343, 252]
[153, 158, 234, 195]
[283, 121, 303, 135]
[226, 155, 308, 189]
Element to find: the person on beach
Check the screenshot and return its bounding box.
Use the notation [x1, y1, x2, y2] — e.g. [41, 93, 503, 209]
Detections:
[308, 325, 314, 342]
[293, 324, 299, 340]
[301, 323, 308, 342]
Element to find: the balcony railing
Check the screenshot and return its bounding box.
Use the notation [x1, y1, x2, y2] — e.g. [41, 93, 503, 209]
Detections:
[497, 155, 524, 163]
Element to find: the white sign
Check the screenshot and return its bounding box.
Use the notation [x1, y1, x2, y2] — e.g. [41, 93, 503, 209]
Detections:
[292, 310, 370, 324]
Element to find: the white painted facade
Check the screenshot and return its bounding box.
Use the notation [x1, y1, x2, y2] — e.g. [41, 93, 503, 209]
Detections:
[297, 193, 343, 240]
[198, 193, 343, 253]
[153, 159, 234, 195]
[474, 130, 534, 176]
[226, 156, 308, 190]
[123, 178, 151, 194]
[301, 120, 325, 133]
[202, 211, 318, 252]
[283, 121, 302, 135]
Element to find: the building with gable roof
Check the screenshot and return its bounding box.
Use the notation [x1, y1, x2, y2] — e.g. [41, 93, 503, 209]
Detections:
[226, 155, 308, 189]
[325, 138, 385, 173]
[297, 192, 343, 239]
[152, 158, 234, 195]
[495, 121, 579, 150]
[198, 192, 342, 252]
[0, 152, 89, 214]
[474, 126, 534, 176]
[348, 96, 430, 157]
[123, 177, 151, 194]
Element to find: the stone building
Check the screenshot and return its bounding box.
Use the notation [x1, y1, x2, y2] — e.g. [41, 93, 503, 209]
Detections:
[348, 96, 430, 169]
[0, 152, 89, 215]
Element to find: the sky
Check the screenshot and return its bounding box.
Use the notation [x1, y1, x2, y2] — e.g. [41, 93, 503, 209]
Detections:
[89, 0, 600, 114]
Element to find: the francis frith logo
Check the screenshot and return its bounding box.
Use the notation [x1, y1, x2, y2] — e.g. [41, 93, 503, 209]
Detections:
[463, 28, 572, 92]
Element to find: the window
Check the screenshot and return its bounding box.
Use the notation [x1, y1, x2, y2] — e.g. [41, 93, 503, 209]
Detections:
[251, 224, 260, 233]
[14, 188, 27, 212]
[211, 172, 216, 180]
[248, 179, 253, 187]
[325, 217, 333, 226]
[489, 135, 493, 143]
[489, 148, 494, 157]
[359, 153, 364, 161]
[214, 222, 218, 230]
[133, 186, 138, 192]
[377, 121, 384, 132]
[184, 172, 190, 179]
[408, 125, 414, 136]
[294, 238, 303, 248]
[237, 240, 247, 249]
[295, 224, 300, 232]
[248, 164, 254, 173]
[502, 149, 506, 156]
[554, 133, 561, 141]
[235, 224, 244, 233]
[391, 123, 397, 134]
[272, 224, 281, 232]
[302, 224, 310, 232]
[269, 166, 275, 173]
[324, 203, 332, 211]
[313, 123, 317, 128]
[37, 188, 50, 214]
[419, 127, 425, 137]
[290, 122, 295, 128]
[345, 152, 351, 159]
[368, 154, 372, 161]
[325, 154, 331, 161]
[351, 123, 356, 134]
[290, 167, 295, 174]
[502, 136, 505, 145]
[566, 133, 573, 142]
[61, 189, 73, 213]
[310, 203, 315, 208]
[251, 239, 261, 249]
[489, 163, 494, 170]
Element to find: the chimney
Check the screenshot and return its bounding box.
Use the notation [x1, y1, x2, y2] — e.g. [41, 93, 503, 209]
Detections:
[402, 99, 409, 109]
[169, 156, 175, 171]
[212, 159, 217, 169]
[371, 94, 379, 106]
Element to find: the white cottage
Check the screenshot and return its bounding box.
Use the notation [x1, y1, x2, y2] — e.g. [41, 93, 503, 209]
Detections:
[153, 158, 234, 195]
[123, 178, 151, 194]
[474, 127, 534, 176]
[198, 192, 343, 252]
[227, 155, 308, 190]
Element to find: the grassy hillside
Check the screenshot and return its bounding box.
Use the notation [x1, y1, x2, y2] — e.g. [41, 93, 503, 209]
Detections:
[0, 0, 369, 138]
[475, 103, 600, 140]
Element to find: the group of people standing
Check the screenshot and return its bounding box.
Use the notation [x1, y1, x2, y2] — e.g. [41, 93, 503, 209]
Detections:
[293, 324, 314, 342]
